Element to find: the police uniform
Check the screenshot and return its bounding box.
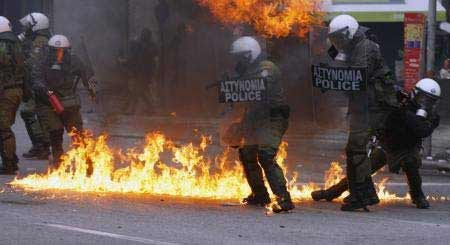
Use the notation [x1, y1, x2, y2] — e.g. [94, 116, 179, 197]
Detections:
[236, 57, 292, 208]
[0, 31, 25, 173]
[21, 30, 51, 158]
[335, 28, 397, 210]
[31, 46, 93, 166]
[312, 102, 439, 208]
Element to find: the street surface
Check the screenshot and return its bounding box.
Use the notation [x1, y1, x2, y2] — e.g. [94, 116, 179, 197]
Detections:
[0, 114, 450, 245]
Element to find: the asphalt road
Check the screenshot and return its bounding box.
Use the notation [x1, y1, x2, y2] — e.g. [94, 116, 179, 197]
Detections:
[0, 115, 450, 245]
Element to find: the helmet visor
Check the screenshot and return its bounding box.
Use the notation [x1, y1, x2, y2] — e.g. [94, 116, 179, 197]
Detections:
[414, 88, 440, 112]
[328, 26, 351, 51]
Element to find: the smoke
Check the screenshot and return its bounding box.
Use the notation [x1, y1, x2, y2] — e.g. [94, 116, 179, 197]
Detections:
[47, 0, 345, 168]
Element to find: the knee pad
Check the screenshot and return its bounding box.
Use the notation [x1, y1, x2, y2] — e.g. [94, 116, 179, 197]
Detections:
[258, 147, 279, 169]
[239, 146, 258, 164]
[258, 148, 276, 162]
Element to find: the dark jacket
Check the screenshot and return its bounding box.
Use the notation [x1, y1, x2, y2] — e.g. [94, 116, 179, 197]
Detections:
[383, 103, 440, 151]
[0, 31, 25, 87]
[31, 47, 92, 107]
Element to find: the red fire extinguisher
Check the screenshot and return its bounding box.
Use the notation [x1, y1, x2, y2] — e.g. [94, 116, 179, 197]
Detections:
[47, 91, 65, 115]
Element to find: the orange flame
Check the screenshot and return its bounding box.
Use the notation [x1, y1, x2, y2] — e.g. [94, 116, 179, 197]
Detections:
[196, 0, 324, 38]
[10, 132, 450, 205]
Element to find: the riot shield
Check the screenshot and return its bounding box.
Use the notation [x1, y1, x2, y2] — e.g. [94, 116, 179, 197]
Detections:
[309, 26, 369, 133]
[214, 36, 279, 147]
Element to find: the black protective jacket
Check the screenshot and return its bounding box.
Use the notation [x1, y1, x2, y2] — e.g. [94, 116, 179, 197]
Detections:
[383, 103, 440, 151]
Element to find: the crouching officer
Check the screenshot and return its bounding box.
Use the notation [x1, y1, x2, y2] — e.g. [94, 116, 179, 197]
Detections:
[225, 36, 294, 213]
[31, 35, 95, 167]
[312, 78, 441, 209]
[0, 17, 25, 175]
[19, 12, 51, 159]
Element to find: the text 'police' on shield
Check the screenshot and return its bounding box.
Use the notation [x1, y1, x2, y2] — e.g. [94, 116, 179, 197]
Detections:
[311, 65, 367, 91]
[219, 78, 267, 103]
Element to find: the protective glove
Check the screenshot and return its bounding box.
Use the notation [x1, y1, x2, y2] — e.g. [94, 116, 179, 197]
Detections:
[430, 114, 440, 129]
[87, 76, 98, 102]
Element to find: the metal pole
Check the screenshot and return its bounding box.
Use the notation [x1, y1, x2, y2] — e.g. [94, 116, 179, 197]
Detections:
[424, 0, 437, 158]
[427, 0, 437, 74]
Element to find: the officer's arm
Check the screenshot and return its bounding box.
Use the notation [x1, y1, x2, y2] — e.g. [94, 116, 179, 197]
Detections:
[72, 54, 97, 101]
[405, 110, 440, 138]
[0, 42, 13, 66]
[71, 54, 94, 88]
[30, 50, 49, 98]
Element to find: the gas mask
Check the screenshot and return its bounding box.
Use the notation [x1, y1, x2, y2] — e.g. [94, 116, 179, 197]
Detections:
[231, 51, 252, 75]
[18, 15, 37, 42]
[328, 26, 352, 61]
[50, 47, 67, 71]
[411, 89, 440, 118]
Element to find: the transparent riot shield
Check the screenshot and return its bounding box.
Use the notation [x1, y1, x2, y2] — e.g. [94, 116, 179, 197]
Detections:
[309, 26, 369, 133]
[215, 36, 278, 147]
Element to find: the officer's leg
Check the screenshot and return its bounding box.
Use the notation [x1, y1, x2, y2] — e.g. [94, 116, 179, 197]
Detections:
[62, 106, 83, 134]
[20, 100, 50, 159]
[341, 131, 379, 211]
[312, 147, 387, 202]
[239, 145, 270, 206]
[0, 89, 22, 174]
[62, 107, 94, 175]
[401, 154, 429, 209]
[258, 146, 294, 212]
[37, 105, 64, 168]
[312, 178, 348, 202]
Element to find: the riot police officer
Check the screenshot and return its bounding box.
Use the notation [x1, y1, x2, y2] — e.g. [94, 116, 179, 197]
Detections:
[312, 78, 441, 209]
[31, 35, 95, 167]
[19, 12, 51, 159]
[0, 16, 25, 175]
[225, 36, 294, 213]
[326, 15, 398, 211]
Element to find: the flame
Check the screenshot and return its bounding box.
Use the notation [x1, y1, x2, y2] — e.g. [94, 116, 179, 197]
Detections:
[324, 161, 345, 189]
[10, 132, 449, 205]
[12, 132, 249, 199]
[196, 0, 324, 38]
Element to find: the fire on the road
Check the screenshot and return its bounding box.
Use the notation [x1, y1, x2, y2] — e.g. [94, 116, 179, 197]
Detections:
[196, 0, 324, 38]
[11, 132, 448, 204]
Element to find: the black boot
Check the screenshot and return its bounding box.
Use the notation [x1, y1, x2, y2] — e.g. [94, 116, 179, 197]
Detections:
[22, 143, 49, 159]
[312, 178, 348, 202]
[22, 145, 41, 159]
[341, 177, 379, 212]
[406, 169, 430, 209]
[411, 195, 430, 209]
[242, 193, 271, 206]
[271, 194, 295, 213]
[35, 144, 50, 160]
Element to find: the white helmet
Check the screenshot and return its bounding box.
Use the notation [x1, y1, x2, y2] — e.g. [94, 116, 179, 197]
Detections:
[414, 78, 441, 98]
[48, 35, 71, 48]
[20, 13, 49, 32]
[230, 36, 261, 63]
[0, 16, 12, 33]
[413, 78, 441, 117]
[329, 14, 359, 39]
[328, 15, 359, 61]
